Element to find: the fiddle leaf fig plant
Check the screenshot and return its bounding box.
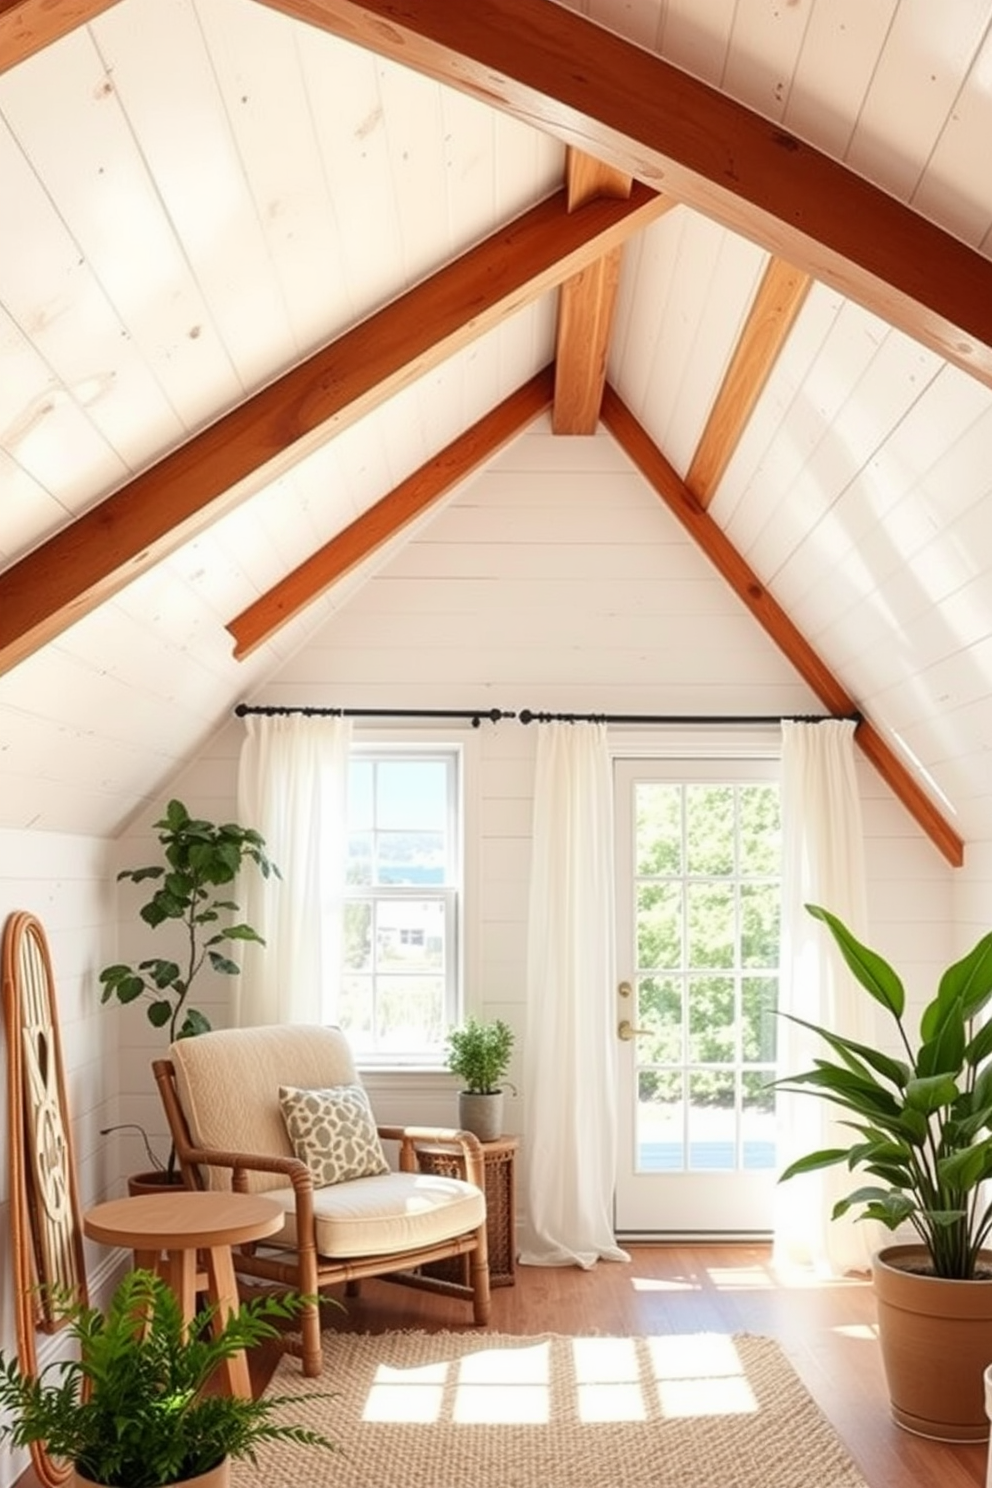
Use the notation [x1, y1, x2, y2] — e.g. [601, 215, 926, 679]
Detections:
[99, 799, 280, 1045]
[774, 902, 992, 1280]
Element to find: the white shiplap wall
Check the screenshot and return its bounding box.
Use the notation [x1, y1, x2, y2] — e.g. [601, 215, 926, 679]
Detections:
[106, 419, 957, 1241]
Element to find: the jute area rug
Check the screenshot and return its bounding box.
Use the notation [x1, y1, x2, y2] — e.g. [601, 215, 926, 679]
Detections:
[232, 1329, 869, 1488]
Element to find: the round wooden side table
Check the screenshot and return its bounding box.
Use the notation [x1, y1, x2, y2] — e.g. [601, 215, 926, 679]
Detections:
[83, 1190, 285, 1397]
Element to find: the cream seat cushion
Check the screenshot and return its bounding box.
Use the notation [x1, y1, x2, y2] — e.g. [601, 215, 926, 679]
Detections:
[262, 1170, 485, 1259]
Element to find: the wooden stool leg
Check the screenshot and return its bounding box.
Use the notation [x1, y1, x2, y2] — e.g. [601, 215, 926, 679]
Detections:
[203, 1244, 251, 1398]
[160, 1248, 198, 1329]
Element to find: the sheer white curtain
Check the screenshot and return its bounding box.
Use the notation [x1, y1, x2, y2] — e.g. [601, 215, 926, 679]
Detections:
[774, 718, 880, 1275]
[234, 713, 352, 1027]
[518, 722, 629, 1269]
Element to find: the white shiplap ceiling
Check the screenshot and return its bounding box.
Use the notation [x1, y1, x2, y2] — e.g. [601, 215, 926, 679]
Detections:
[2, 0, 992, 859]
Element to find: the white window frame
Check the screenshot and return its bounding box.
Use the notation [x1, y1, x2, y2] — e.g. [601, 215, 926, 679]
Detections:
[612, 733, 784, 1235]
[343, 731, 475, 1070]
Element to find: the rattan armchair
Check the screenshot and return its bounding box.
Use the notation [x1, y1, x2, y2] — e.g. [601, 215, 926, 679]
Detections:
[152, 1024, 490, 1376]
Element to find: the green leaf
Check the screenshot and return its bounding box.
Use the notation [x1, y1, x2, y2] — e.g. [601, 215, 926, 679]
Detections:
[864, 1162, 915, 1186]
[916, 997, 966, 1077]
[207, 951, 241, 976]
[178, 1008, 212, 1038]
[118, 865, 164, 884]
[904, 1073, 959, 1113]
[109, 975, 146, 1005]
[965, 1018, 992, 1068]
[847, 1137, 911, 1169]
[832, 1189, 916, 1226]
[941, 931, 992, 1023]
[777, 1011, 910, 1088]
[223, 924, 265, 944]
[894, 1106, 929, 1144]
[147, 1001, 173, 1028]
[142, 959, 181, 989]
[140, 899, 171, 929]
[163, 798, 190, 830]
[923, 1208, 970, 1229]
[969, 1063, 992, 1115]
[777, 1148, 850, 1182]
[938, 1141, 992, 1192]
[805, 905, 905, 1018]
[776, 1062, 901, 1117]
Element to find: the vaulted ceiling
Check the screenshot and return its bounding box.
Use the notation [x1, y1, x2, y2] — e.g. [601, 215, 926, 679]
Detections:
[3, 0, 992, 863]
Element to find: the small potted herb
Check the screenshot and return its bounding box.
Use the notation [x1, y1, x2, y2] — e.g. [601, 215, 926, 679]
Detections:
[445, 1016, 515, 1141]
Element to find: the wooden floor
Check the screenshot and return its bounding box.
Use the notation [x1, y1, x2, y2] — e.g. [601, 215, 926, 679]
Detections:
[15, 1243, 989, 1488]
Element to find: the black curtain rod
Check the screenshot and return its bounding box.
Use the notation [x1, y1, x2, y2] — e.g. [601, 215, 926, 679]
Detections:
[234, 704, 861, 728]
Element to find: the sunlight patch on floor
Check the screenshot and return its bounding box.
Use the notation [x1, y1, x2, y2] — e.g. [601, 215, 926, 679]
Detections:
[629, 1276, 697, 1291]
[831, 1323, 877, 1341]
[361, 1333, 759, 1425]
[703, 1264, 774, 1289]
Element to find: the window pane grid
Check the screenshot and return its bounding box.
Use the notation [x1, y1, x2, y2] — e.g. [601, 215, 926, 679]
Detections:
[341, 750, 460, 1062]
[633, 779, 779, 1175]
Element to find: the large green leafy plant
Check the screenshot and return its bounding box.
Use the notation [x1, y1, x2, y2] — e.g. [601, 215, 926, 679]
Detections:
[445, 1017, 515, 1093]
[0, 1269, 336, 1488]
[776, 903, 992, 1279]
[99, 799, 279, 1044]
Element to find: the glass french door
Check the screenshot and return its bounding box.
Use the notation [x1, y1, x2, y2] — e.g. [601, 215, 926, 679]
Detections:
[613, 759, 781, 1236]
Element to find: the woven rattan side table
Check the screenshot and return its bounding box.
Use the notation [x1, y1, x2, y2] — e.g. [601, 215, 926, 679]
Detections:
[417, 1136, 518, 1287]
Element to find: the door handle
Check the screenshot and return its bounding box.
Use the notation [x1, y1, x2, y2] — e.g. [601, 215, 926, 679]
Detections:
[617, 1019, 650, 1042]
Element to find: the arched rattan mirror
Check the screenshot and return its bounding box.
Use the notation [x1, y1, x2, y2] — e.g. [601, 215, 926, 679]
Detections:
[2, 910, 87, 1488]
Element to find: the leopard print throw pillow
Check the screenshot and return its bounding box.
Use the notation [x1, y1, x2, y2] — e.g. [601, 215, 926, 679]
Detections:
[278, 1083, 390, 1187]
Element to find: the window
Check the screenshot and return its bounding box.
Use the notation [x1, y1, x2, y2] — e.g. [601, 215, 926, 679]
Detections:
[339, 747, 461, 1064]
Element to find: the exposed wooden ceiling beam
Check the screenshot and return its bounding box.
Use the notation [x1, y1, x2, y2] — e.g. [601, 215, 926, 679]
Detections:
[0, 182, 667, 677]
[262, 0, 992, 393]
[228, 367, 555, 658]
[552, 151, 634, 435]
[686, 258, 812, 507]
[0, 0, 116, 70]
[600, 383, 964, 868]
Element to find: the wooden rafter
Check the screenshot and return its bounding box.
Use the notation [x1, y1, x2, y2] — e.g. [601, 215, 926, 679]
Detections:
[0, 183, 667, 676]
[261, 0, 992, 392]
[686, 258, 812, 507]
[599, 383, 964, 868]
[552, 151, 635, 435]
[0, 0, 116, 70]
[228, 367, 555, 658]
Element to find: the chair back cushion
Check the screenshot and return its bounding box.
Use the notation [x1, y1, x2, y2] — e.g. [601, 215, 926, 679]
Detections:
[170, 1024, 358, 1192]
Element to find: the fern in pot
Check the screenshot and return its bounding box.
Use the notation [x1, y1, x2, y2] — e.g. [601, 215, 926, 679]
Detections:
[445, 1016, 515, 1142]
[774, 903, 992, 1441]
[0, 1269, 337, 1488]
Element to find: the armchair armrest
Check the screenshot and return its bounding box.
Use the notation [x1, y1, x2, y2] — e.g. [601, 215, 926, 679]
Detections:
[175, 1142, 313, 1194]
[378, 1124, 484, 1187]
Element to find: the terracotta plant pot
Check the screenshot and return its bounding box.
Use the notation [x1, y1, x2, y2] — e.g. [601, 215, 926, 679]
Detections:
[126, 1170, 185, 1198]
[74, 1459, 229, 1488]
[873, 1243, 992, 1442]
